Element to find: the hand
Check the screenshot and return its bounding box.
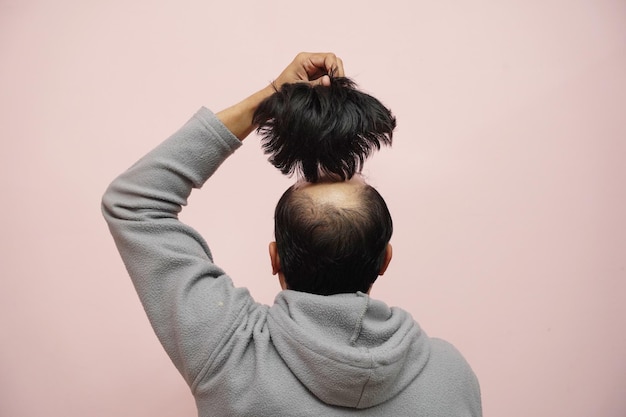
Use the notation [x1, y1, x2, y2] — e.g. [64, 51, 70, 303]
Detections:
[273, 52, 345, 90]
[217, 52, 344, 140]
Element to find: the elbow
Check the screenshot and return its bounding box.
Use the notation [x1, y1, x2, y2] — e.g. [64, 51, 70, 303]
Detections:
[101, 180, 117, 224]
[101, 176, 126, 224]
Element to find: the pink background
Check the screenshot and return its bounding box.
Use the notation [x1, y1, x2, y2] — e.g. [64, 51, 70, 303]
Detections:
[1, 1, 625, 416]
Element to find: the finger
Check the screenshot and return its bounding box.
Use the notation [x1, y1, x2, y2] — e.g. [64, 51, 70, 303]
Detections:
[333, 57, 345, 77]
[306, 53, 344, 78]
[322, 53, 344, 78]
[309, 74, 331, 87]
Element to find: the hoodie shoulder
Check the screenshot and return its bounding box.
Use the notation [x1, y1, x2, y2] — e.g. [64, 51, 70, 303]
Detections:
[420, 338, 483, 416]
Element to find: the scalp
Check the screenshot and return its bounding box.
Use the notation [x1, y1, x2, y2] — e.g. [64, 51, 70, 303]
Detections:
[294, 176, 366, 210]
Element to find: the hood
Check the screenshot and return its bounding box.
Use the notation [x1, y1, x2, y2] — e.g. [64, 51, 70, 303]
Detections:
[267, 291, 430, 409]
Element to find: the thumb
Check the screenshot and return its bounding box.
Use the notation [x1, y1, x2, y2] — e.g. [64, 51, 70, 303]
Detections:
[310, 74, 331, 87]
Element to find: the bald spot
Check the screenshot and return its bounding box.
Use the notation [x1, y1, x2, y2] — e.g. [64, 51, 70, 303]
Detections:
[293, 176, 366, 209]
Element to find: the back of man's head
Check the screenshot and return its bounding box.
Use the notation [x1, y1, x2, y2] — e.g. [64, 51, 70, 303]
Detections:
[274, 178, 393, 295]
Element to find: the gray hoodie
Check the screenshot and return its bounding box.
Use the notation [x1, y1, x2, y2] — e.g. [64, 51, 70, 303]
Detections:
[102, 107, 482, 416]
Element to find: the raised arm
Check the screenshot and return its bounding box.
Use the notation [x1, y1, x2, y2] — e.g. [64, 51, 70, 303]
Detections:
[101, 52, 343, 387]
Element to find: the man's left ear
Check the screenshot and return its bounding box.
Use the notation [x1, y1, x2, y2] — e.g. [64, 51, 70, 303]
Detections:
[378, 244, 393, 275]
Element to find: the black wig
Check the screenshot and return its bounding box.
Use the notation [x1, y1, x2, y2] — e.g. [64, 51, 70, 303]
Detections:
[253, 77, 396, 182]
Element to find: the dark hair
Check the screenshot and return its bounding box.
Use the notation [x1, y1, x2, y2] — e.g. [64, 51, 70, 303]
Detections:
[253, 77, 396, 183]
[274, 183, 393, 295]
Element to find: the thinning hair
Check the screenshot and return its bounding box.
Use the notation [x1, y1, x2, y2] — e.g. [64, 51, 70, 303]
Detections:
[253, 77, 396, 183]
[274, 183, 393, 295]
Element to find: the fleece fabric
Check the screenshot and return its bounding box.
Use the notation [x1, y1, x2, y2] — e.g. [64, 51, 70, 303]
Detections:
[102, 107, 482, 416]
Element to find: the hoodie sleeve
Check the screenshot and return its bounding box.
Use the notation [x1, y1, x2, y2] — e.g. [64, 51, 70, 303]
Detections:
[101, 107, 254, 386]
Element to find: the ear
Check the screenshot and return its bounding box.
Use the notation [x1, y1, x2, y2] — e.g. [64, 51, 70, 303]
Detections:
[269, 242, 281, 275]
[269, 242, 288, 290]
[378, 244, 393, 275]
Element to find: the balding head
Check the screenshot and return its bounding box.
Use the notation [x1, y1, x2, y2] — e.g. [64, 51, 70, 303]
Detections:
[273, 178, 393, 295]
[294, 175, 366, 206]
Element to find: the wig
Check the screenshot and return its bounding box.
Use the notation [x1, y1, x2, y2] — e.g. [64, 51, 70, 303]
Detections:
[253, 77, 396, 182]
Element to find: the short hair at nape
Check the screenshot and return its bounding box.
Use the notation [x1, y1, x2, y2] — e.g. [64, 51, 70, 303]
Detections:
[253, 77, 396, 182]
[274, 184, 393, 295]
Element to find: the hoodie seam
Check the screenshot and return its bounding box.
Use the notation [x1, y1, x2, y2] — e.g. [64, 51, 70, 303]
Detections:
[349, 295, 370, 346]
[355, 351, 374, 408]
[190, 298, 253, 393]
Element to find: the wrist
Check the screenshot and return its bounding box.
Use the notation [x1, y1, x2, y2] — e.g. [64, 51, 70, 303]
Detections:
[217, 85, 276, 141]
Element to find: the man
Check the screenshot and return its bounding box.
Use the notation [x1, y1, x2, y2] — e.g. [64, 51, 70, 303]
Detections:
[102, 52, 482, 416]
